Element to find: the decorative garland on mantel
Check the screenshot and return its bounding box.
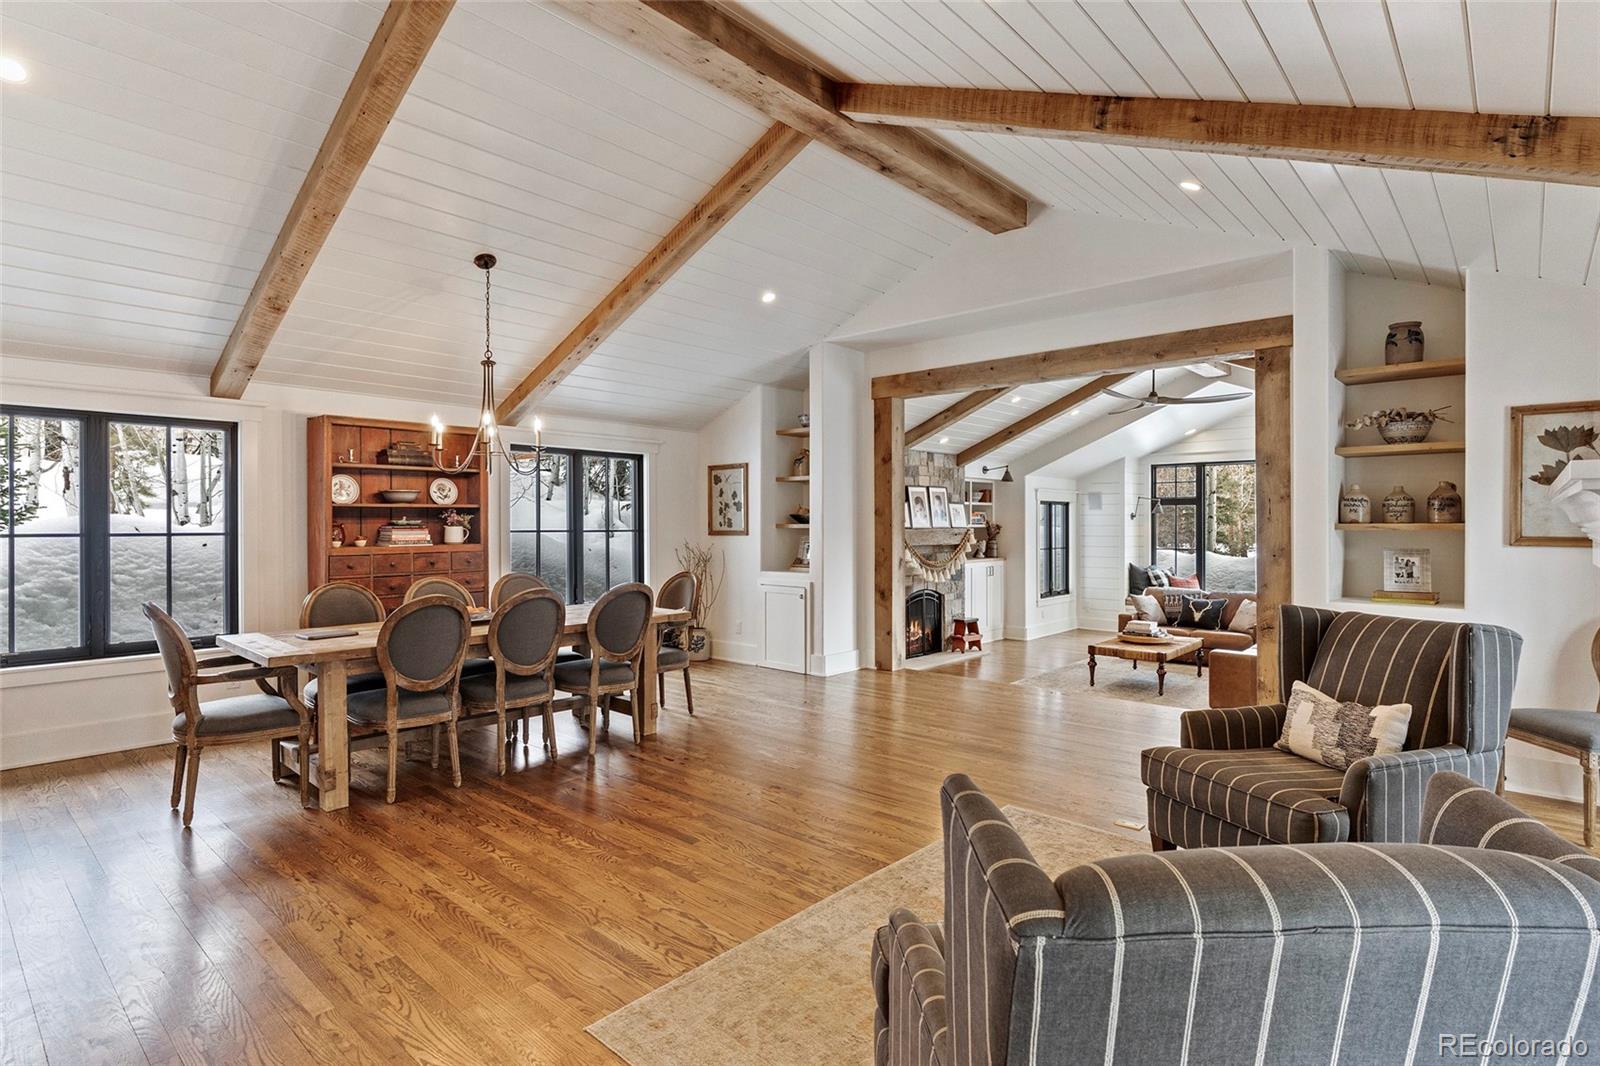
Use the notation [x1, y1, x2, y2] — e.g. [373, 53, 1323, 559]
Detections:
[903, 529, 975, 583]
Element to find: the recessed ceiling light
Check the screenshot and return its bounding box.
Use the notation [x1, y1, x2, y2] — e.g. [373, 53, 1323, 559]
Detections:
[1184, 428, 1198, 436]
[938, 436, 951, 444]
[1009, 395, 1020, 403]
[760, 290, 777, 304]
[1178, 179, 1202, 193]
[0, 57, 28, 84]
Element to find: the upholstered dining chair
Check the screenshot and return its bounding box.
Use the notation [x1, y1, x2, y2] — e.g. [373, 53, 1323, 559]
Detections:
[459, 589, 565, 771]
[346, 595, 472, 803]
[654, 570, 697, 716]
[145, 602, 311, 827]
[297, 580, 388, 713]
[490, 571, 547, 608]
[552, 582, 654, 755]
[405, 575, 476, 608]
[1141, 605, 1522, 849]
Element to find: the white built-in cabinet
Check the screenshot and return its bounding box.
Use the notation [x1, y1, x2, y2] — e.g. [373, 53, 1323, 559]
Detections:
[963, 559, 1006, 644]
[759, 579, 810, 673]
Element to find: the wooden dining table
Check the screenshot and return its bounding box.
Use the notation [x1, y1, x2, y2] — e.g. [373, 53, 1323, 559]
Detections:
[217, 602, 691, 811]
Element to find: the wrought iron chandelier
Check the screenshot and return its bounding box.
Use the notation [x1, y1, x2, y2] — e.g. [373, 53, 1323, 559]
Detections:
[429, 253, 543, 475]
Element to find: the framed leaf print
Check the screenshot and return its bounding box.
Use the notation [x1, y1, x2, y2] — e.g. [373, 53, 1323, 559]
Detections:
[1510, 401, 1600, 546]
[708, 463, 749, 536]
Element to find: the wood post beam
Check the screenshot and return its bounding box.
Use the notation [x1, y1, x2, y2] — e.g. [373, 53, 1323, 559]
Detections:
[1251, 346, 1292, 704]
[836, 84, 1600, 187]
[495, 122, 809, 423]
[955, 373, 1133, 467]
[552, 1, 1027, 233]
[210, 0, 455, 398]
[872, 316, 1293, 399]
[905, 388, 1011, 449]
[873, 396, 905, 672]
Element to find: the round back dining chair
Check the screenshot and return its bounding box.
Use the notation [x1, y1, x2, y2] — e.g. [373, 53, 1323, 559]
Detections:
[461, 589, 566, 770]
[654, 570, 698, 715]
[405, 575, 475, 608]
[491, 571, 547, 608]
[552, 582, 654, 755]
[300, 581, 385, 628]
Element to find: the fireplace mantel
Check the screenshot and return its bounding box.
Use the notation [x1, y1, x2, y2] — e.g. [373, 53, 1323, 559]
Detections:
[904, 527, 974, 547]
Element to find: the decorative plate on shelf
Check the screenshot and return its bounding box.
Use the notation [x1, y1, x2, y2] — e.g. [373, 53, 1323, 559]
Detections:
[331, 474, 360, 505]
[429, 477, 459, 505]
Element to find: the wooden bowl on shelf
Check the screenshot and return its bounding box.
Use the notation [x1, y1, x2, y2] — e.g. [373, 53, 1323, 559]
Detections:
[380, 490, 420, 503]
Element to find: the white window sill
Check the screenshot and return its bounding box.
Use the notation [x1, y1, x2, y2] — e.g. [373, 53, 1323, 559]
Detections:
[0, 653, 166, 690]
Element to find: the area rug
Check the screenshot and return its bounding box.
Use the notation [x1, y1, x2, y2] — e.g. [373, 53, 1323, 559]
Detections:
[585, 807, 1140, 1065]
[1012, 657, 1207, 708]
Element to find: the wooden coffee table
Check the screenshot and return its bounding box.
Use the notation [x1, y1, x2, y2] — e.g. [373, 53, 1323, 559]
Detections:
[1087, 635, 1204, 697]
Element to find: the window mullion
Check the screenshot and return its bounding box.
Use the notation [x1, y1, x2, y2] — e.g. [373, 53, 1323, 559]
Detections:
[82, 414, 109, 657]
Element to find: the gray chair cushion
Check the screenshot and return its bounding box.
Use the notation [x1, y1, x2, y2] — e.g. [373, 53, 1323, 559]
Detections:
[178, 693, 299, 737]
[304, 585, 383, 627]
[387, 602, 469, 683]
[303, 672, 385, 708]
[461, 657, 495, 677]
[657, 647, 690, 670]
[1509, 707, 1600, 752]
[553, 658, 636, 690]
[593, 589, 651, 655]
[461, 672, 550, 706]
[1141, 745, 1351, 843]
[345, 687, 451, 723]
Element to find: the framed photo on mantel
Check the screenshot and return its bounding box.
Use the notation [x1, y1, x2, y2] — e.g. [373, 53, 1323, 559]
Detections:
[708, 463, 748, 536]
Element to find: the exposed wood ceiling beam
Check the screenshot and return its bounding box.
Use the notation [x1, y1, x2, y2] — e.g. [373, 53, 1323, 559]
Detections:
[872, 316, 1294, 399]
[552, 1, 1027, 233]
[836, 84, 1600, 187]
[210, 0, 454, 399]
[496, 122, 809, 423]
[956, 374, 1133, 466]
[905, 387, 1011, 449]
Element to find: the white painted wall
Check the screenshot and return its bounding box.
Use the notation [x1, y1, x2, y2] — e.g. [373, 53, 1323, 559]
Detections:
[1075, 460, 1135, 632]
[808, 343, 867, 675]
[0, 353, 700, 769]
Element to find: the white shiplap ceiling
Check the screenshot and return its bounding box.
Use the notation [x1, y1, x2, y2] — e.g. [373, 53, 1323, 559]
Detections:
[731, 0, 1600, 288]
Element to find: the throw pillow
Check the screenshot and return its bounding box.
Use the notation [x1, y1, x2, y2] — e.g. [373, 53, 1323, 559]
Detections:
[1169, 574, 1202, 589]
[1177, 597, 1226, 630]
[1145, 567, 1171, 588]
[1128, 594, 1166, 624]
[1128, 563, 1152, 596]
[1158, 588, 1192, 621]
[1228, 598, 1258, 633]
[1276, 681, 1413, 771]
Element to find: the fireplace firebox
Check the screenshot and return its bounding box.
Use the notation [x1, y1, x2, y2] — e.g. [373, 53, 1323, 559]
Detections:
[906, 588, 943, 658]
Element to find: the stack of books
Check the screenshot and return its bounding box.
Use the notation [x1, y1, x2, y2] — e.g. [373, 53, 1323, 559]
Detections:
[377, 518, 432, 547]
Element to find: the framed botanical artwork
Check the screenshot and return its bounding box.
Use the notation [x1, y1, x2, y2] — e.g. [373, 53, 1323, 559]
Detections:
[1510, 401, 1600, 546]
[707, 463, 749, 536]
[948, 502, 967, 528]
[928, 486, 951, 527]
[907, 486, 932, 529]
[1382, 548, 1432, 593]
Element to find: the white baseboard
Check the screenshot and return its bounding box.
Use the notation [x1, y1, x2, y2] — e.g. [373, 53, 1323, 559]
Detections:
[810, 649, 861, 676]
[709, 639, 759, 665]
[3, 711, 172, 770]
[1005, 619, 1076, 642]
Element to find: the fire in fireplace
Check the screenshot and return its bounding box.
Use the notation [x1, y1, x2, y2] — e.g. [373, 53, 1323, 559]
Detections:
[906, 588, 943, 658]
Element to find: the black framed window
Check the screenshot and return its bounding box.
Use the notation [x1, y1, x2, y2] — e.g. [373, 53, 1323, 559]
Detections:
[508, 446, 643, 604]
[1150, 460, 1256, 592]
[2, 406, 238, 666]
[1038, 500, 1070, 598]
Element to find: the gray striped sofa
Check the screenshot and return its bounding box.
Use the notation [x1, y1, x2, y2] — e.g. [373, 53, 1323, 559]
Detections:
[874, 773, 1600, 1066]
[1142, 605, 1522, 848]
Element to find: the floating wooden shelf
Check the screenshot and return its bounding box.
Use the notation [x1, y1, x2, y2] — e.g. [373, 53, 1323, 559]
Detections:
[1335, 359, 1466, 386]
[330, 543, 482, 554]
[1335, 440, 1465, 458]
[1337, 523, 1464, 533]
[776, 521, 811, 530]
[775, 426, 810, 437]
[331, 463, 479, 475]
[775, 475, 810, 483]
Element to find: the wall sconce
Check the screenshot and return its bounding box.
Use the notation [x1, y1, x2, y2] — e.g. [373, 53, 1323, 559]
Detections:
[981, 464, 1014, 483]
[1129, 495, 1164, 520]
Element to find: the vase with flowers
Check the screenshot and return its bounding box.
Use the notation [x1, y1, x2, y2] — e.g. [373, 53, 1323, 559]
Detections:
[440, 509, 473, 544]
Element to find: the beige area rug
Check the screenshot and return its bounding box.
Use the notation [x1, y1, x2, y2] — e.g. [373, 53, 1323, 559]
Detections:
[586, 808, 1140, 1066]
[1012, 657, 1208, 709]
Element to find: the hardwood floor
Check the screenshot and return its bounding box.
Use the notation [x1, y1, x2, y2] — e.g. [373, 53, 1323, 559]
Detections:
[1, 631, 1588, 1065]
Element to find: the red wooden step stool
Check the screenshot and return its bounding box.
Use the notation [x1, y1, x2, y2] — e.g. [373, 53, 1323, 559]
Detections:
[950, 616, 982, 652]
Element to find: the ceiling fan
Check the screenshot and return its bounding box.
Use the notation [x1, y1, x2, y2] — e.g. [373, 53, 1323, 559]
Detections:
[1101, 369, 1250, 414]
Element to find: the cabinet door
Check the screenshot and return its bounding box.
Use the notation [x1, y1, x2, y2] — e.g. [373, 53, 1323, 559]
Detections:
[759, 584, 809, 673]
[964, 565, 988, 634]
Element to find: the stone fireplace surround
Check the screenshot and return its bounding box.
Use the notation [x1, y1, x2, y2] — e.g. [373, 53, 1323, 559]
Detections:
[903, 449, 967, 654]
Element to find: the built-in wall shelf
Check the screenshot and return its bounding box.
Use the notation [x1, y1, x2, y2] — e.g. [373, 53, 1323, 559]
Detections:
[1335, 440, 1465, 458]
[776, 521, 811, 530]
[1337, 522, 1464, 533]
[331, 463, 480, 476]
[1334, 359, 1466, 386]
[332, 502, 481, 510]
[775, 426, 810, 438]
[775, 475, 809, 483]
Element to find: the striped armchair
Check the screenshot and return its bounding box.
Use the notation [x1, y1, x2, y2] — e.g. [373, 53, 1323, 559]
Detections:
[1141, 605, 1522, 848]
[874, 773, 1600, 1066]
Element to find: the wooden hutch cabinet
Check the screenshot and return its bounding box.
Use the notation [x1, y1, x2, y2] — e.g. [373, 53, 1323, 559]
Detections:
[307, 415, 490, 613]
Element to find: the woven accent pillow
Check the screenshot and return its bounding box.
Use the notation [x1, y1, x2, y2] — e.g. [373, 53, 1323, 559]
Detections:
[1176, 597, 1227, 630]
[1276, 680, 1413, 771]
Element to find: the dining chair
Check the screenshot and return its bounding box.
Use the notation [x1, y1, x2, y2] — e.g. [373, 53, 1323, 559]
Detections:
[459, 589, 565, 772]
[346, 595, 472, 803]
[655, 570, 697, 716]
[552, 582, 654, 755]
[297, 581, 388, 712]
[144, 602, 311, 827]
[490, 571, 547, 608]
[405, 575, 476, 608]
